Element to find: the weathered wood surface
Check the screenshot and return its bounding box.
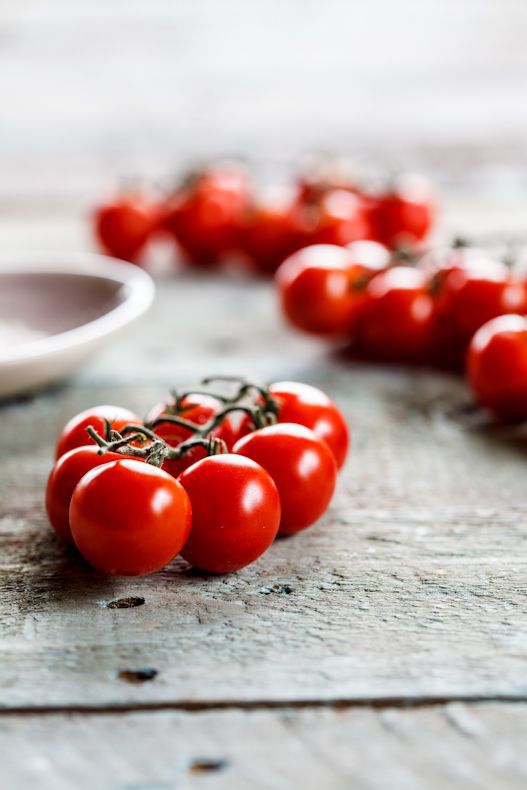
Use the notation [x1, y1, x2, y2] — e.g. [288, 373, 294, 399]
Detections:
[3, 703, 527, 790]
[1, 274, 527, 711]
[2, 1, 527, 786]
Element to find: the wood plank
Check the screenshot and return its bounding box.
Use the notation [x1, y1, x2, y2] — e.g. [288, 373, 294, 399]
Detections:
[1, 279, 526, 709]
[2, 703, 527, 789]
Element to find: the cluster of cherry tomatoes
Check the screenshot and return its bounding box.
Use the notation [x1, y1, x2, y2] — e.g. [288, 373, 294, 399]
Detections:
[46, 379, 348, 576]
[276, 240, 527, 423]
[93, 161, 436, 274]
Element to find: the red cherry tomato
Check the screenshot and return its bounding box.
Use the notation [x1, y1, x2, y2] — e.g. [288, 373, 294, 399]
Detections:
[276, 244, 360, 336]
[356, 266, 434, 362]
[46, 446, 128, 545]
[179, 454, 280, 573]
[55, 405, 140, 460]
[160, 164, 249, 266]
[70, 459, 191, 576]
[277, 241, 390, 337]
[269, 381, 349, 469]
[146, 394, 234, 478]
[430, 253, 525, 349]
[94, 195, 157, 263]
[308, 189, 371, 247]
[239, 186, 308, 275]
[467, 314, 527, 422]
[234, 423, 337, 536]
[345, 239, 392, 269]
[372, 175, 436, 247]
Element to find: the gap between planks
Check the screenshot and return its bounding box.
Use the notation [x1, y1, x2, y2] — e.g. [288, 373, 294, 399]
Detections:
[2, 694, 527, 718]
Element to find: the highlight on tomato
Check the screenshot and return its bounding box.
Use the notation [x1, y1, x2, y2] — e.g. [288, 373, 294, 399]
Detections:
[55, 405, 140, 460]
[308, 189, 370, 247]
[233, 422, 337, 536]
[46, 445, 132, 545]
[371, 174, 436, 248]
[355, 265, 435, 362]
[70, 459, 192, 576]
[269, 381, 349, 469]
[179, 453, 281, 573]
[467, 314, 527, 423]
[46, 376, 348, 576]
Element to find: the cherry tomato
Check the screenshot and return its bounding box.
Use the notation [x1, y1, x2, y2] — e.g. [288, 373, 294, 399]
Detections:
[239, 186, 308, 275]
[146, 394, 234, 478]
[269, 381, 349, 469]
[46, 446, 128, 545]
[308, 189, 370, 247]
[277, 241, 390, 337]
[276, 244, 360, 336]
[372, 175, 436, 247]
[356, 266, 434, 362]
[234, 423, 337, 536]
[467, 314, 527, 422]
[345, 239, 392, 269]
[179, 454, 280, 573]
[160, 164, 249, 266]
[55, 405, 140, 460]
[70, 459, 191, 576]
[94, 195, 157, 263]
[430, 253, 525, 350]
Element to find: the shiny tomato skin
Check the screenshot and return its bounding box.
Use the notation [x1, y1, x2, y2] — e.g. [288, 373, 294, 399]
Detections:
[309, 189, 371, 247]
[277, 241, 390, 337]
[239, 187, 309, 275]
[233, 423, 337, 536]
[467, 314, 527, 422]
[55, 405, 140, 460]
[276, 244, 360, 336]
[147, 394, 234, 478]
[433, 258, 525, 346]
[46, 446, 127, 545]
[269, 381, 349, 469]
[345, 239, 392, 270]
[356, 266, 434, 362]
[423, 248, 500, 368]
[94, 196, 156, 263]
[161, 165, 249, 266]
[372, 176, 436, 247]
[70, 459, 192, 576]
[179, 454, 280, 573]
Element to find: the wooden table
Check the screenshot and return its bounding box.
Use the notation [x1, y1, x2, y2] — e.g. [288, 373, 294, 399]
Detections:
[2, 2, 527, 787]
[2, 263, 527, 788]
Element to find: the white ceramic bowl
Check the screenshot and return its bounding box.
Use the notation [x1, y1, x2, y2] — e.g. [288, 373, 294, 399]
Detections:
[0, 252, 155, 398]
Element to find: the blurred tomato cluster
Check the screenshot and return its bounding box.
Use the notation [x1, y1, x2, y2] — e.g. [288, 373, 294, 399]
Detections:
[276, 240, 527, 423]
[92, 159, 527, 426]
[93, 160, 436, 274]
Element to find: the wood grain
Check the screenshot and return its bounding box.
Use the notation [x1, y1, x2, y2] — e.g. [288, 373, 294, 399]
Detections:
[2, 703, 527, 789]
[1, 277, 526, 710]
[2, 3, 527, 784]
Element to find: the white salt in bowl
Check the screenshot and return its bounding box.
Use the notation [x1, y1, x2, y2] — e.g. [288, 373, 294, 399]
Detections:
[0, 253, 155, 398]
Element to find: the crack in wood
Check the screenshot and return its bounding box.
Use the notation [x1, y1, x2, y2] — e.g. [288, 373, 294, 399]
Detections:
[1, 694, 527, 717]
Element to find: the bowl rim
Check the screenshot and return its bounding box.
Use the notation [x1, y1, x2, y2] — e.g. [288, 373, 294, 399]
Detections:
[0, 252, 155, 365]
